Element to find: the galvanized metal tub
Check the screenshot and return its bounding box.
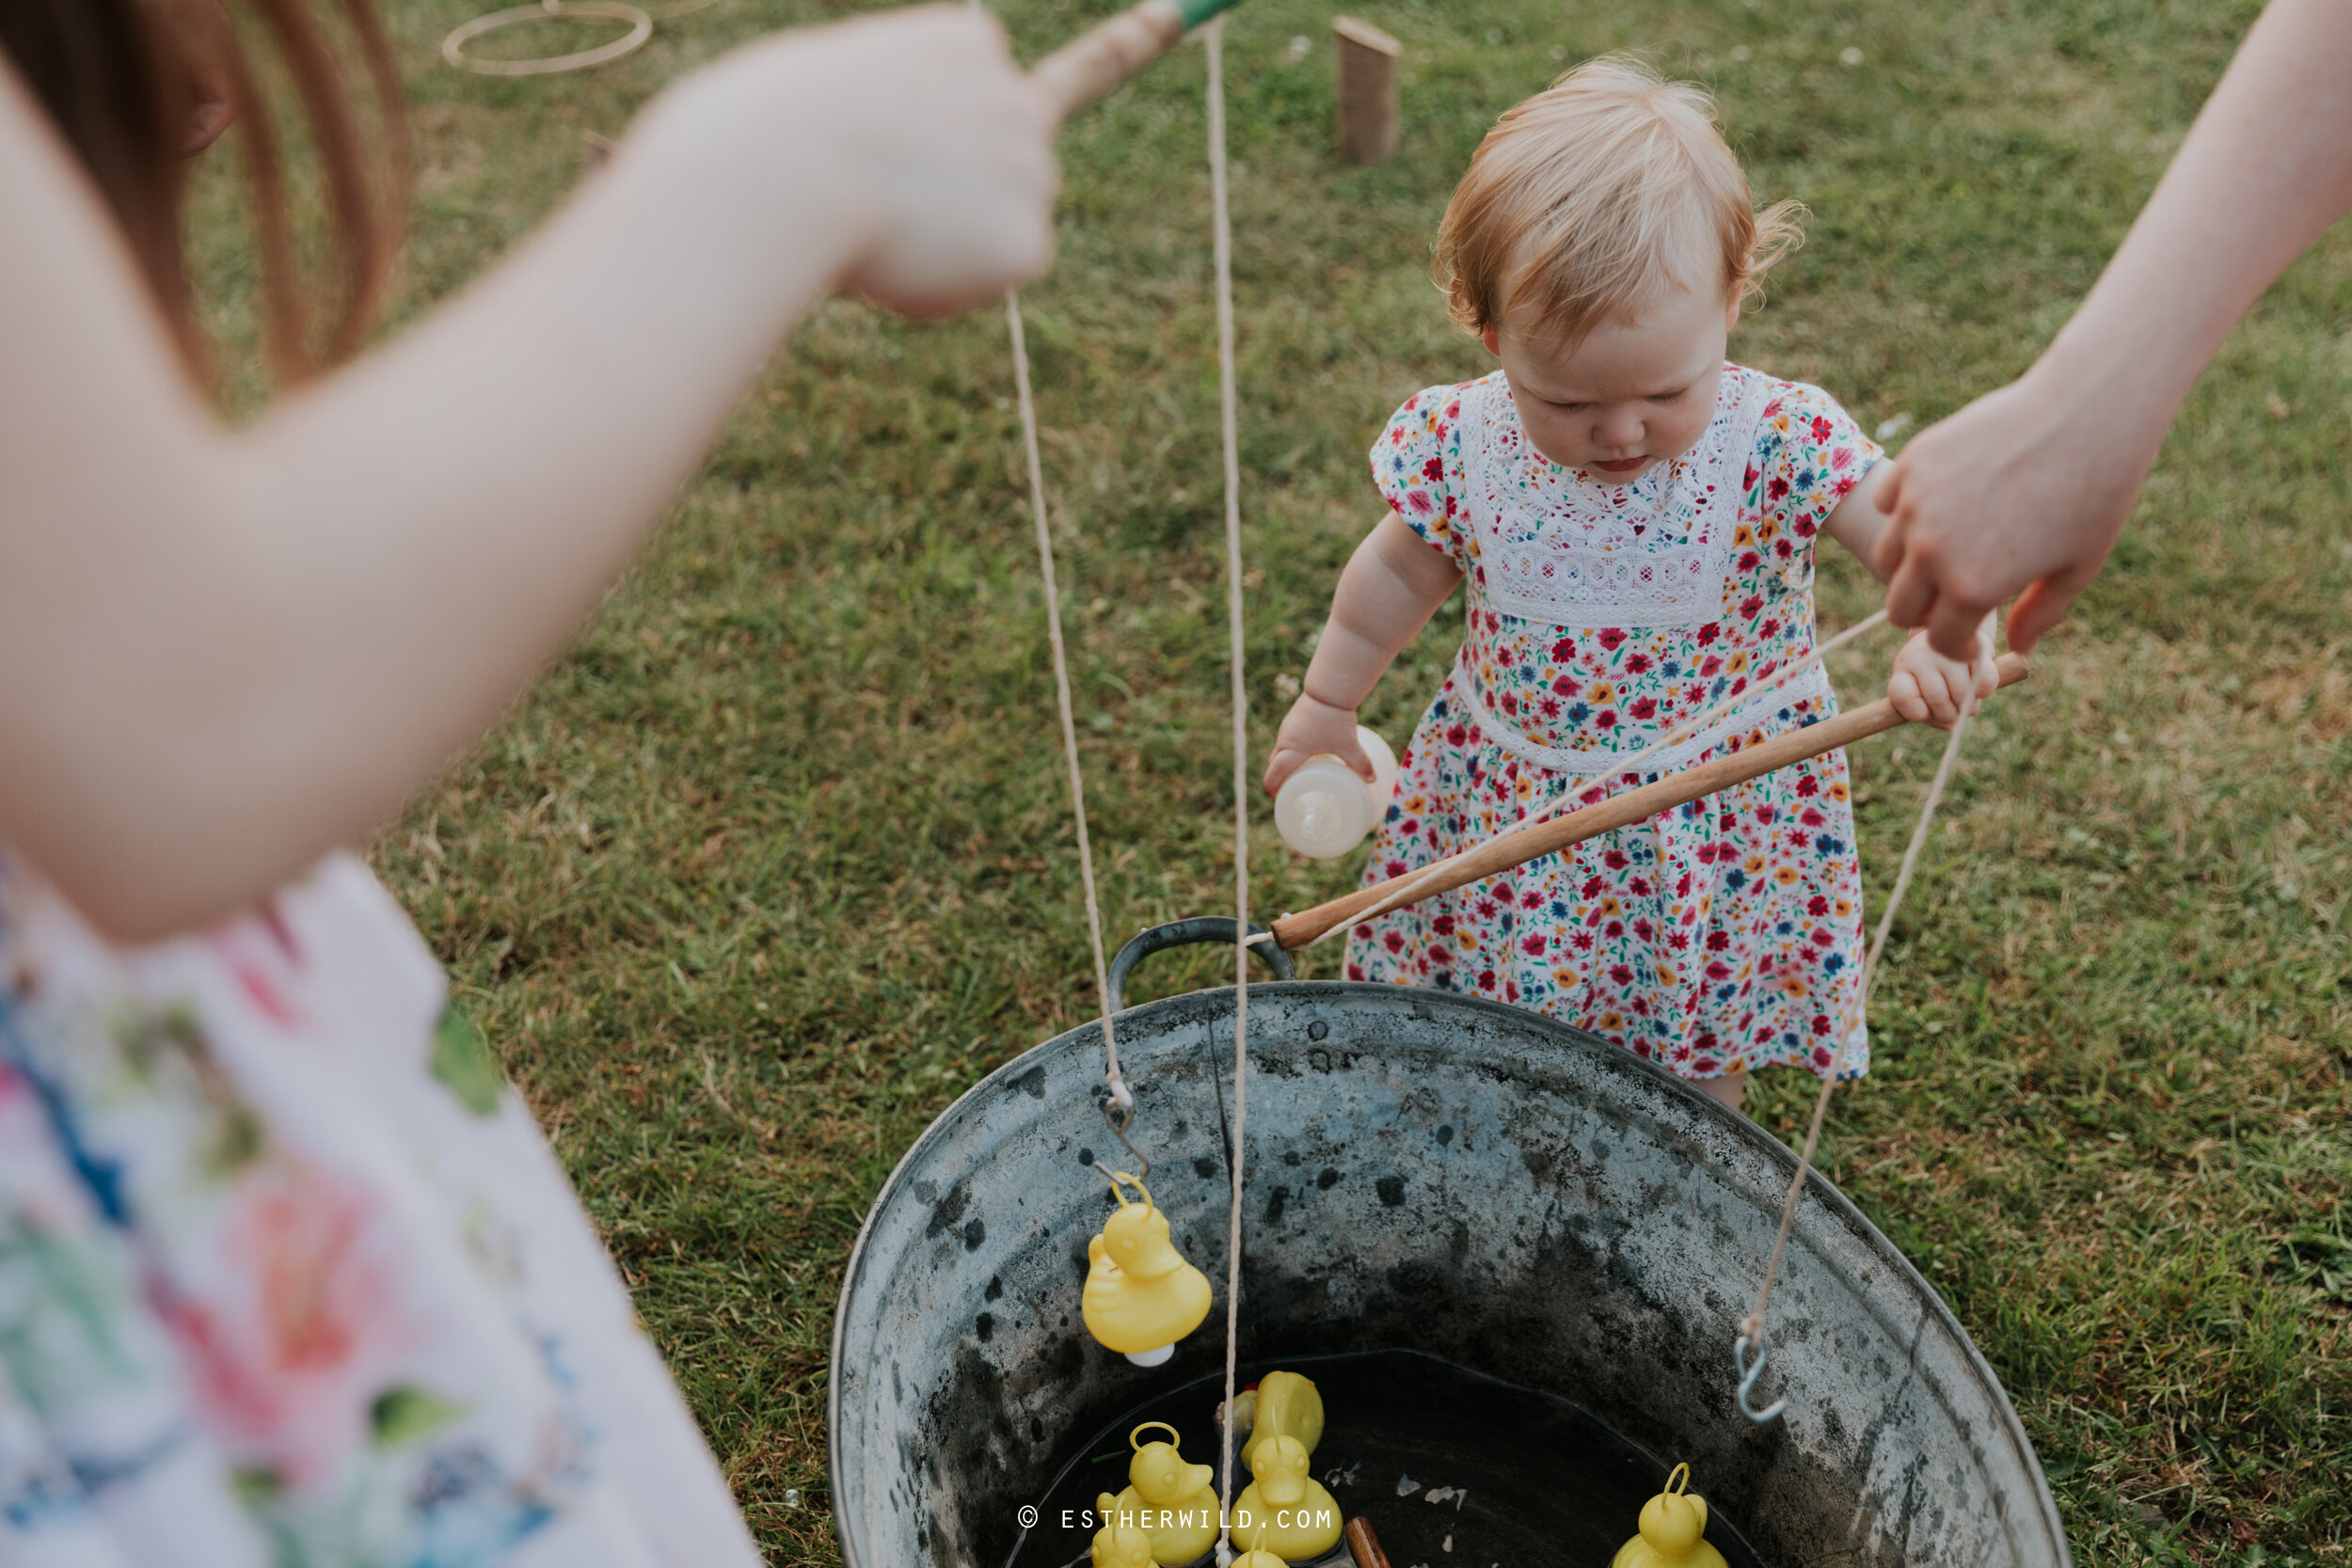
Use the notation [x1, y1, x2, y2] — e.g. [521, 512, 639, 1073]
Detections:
[829, 922, 2069, 1566]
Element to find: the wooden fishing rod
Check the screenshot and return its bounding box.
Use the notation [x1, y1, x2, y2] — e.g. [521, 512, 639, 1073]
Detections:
[1267, 652, 2031, 952]
[1034, 0, 1244, 121]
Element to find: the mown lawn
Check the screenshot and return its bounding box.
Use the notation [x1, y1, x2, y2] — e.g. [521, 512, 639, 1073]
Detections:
[195, 0, 2352, 1559]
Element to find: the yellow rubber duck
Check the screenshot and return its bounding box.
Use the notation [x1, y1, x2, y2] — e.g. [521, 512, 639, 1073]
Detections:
[1232, 1433, 1343, 1560]
[1089, 1514, 1155, 1568]
[1231, 1518, 1290, 1568]
[1234, 1369, 1326, 1476]
[1611, 1463, 1727, 1568]
[1092, 1422, 1220, 1567]
[1081, 1172, 1212, 1367]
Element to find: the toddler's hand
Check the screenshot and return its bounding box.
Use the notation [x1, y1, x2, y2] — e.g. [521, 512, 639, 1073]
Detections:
[1886, 614, 1998, 729]
[1263, 694, 1371, 798]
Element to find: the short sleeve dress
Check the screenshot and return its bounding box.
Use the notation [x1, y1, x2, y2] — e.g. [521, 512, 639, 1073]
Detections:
[1348, 365, 1882, 1082]
[0, 851, 762, 1567]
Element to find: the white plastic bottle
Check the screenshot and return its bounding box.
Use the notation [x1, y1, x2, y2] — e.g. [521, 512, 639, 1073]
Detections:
[1275, 726, 1400, 860]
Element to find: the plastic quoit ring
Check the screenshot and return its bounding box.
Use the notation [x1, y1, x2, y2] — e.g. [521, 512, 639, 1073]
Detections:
[442, 0, 654, 76]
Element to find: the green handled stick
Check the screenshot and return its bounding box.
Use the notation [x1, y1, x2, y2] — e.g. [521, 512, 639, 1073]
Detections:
[1034, 0, 1244, 121]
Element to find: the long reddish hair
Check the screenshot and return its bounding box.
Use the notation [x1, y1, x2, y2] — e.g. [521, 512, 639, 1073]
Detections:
[0, 0, 411, 380]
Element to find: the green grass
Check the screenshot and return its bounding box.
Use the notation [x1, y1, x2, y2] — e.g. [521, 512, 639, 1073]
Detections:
[189, 0, 2352, 1559]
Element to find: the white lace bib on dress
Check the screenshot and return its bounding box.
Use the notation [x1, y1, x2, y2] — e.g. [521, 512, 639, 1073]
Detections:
[1451, 370, 1831, 778]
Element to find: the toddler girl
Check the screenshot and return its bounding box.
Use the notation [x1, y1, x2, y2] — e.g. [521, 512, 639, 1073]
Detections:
[1265, 57, 1995, 1108]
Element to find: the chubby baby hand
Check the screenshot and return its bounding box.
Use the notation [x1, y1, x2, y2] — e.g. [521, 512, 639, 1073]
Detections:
[1886, 614, 1998, 729]
[1264, 693, 1371, 798]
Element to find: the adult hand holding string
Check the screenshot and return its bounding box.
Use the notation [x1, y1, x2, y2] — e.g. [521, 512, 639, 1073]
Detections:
[1872, 0, 2352, 661]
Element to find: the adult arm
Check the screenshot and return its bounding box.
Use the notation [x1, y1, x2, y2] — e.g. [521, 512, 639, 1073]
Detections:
[0, 7, 1055, 939]
[1873, 0, 2352, 658]
[1263, 512, 1462, 795]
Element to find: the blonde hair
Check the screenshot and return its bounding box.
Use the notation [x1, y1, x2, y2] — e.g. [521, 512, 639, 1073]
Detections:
[1434, 55, 1802, 344]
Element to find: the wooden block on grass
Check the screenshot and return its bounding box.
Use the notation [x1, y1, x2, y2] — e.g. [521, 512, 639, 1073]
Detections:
[1333, 16, 1401, 165]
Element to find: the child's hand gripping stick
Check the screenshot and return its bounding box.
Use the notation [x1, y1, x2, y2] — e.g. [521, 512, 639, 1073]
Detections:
[1034, 0, 1246, 123]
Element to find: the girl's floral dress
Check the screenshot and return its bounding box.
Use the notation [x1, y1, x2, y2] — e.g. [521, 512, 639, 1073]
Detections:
[1347, 365, 1881, 1082]
[0, 851, 762, 1567]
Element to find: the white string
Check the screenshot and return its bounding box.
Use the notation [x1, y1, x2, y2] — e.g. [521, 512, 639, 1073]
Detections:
[1202, 20, 1250, 1564]
[1740, 693, 1976, 1349]
[1003, 292, 1129, 1108]
[973, 0, 1126, 1110]
[1333, 608, 1890, 939]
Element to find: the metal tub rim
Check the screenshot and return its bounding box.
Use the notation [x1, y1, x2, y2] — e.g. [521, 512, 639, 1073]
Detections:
[828, 977, 2070, 1565]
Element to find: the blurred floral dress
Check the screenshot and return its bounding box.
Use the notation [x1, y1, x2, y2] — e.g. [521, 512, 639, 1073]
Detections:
[0, 851, 761, 1567]
[1346, 366, 1882, 1082]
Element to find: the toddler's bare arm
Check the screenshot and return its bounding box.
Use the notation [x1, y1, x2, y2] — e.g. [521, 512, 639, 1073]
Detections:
[1819, 463, 1894, 575]
[1263, 514, 1461, 796]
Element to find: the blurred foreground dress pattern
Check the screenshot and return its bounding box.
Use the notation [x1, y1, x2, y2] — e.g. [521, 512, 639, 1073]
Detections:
[0, 852, 761, 1568]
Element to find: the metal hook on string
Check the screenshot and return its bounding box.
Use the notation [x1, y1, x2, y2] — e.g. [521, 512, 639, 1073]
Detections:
[1729, 695, 1984, 1430]
[1733, 1323, 1786, 1424]
[1098, 1079, 1149, 1183]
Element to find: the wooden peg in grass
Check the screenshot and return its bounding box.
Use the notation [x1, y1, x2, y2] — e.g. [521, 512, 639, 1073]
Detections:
[1333, 17, 1401, 164]
[1268, 651, 2030, 951]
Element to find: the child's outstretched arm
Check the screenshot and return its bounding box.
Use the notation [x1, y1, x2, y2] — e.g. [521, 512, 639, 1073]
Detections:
[1263, 512, 1462, 796]
[1822, 467, 1998, 729]
[0, 8, 1055, 940]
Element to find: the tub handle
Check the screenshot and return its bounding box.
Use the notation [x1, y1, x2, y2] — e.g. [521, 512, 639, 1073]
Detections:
[1106, 917, 1296, 1014]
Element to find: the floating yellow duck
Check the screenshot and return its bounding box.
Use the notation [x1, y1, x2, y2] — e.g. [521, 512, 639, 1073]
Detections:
[1092, 1422, 1220, 1567]
[1611, 1463, 1727, 1568]
[1232, 1433, 1343, 1560]
[1081, 1172, 1212, 1367]
[1089, 1513, 1155, 1568]
[1233, 1369, 1326, 1475]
